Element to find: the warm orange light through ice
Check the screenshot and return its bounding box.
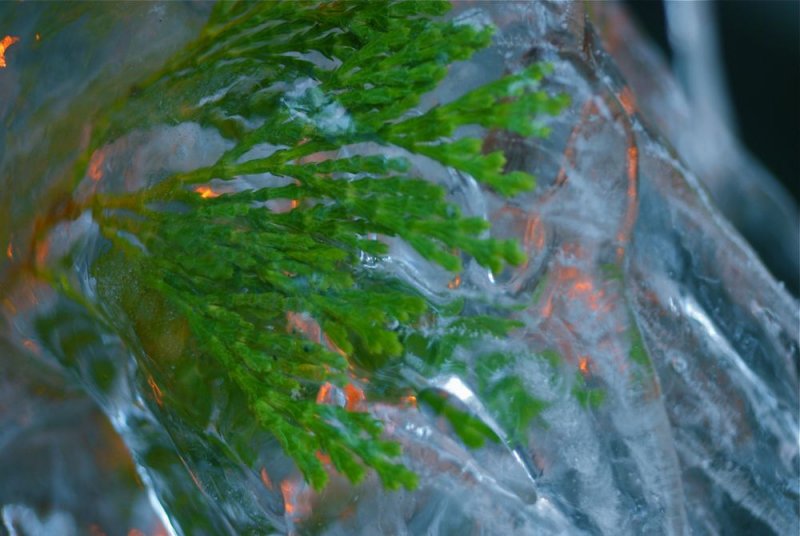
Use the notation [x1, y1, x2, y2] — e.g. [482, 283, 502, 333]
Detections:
[260, 467, 274, 490]
[0, 35, 20, 68]
[194, 185, 220, 199]
[316, 381, 334, 404]
[344, 383, 365, 411]
[88, 150, 106, 181]
[578, 356, 590, 375]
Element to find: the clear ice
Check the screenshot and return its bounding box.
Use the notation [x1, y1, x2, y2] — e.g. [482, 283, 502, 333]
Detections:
[0, 2, 797, 535]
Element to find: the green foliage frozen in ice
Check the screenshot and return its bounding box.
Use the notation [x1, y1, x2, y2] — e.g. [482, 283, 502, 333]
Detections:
[80, 0, 571, 490]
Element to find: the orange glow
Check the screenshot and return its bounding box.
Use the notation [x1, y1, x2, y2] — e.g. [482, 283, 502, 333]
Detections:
[606, 87, 640, 263]
[287, 311, 322, 342]
[289, 311, 349, 359]
[617, 140, 639, 262]
[618, 86, 636, 116]
[194, 185, 220, 199]
[281, 480, 296, 514]
[541, 98, 603, 206]
[260, 467, 273, 490]
[552, 99, 599, 190]
[344, 383, 365, 411]
[554, 266, 580, 280]
[568, 276, 604, 311]
[280, 479, 311, 519]
[402, 394, 417, 408]
[22, 338, 40, 354]
[6, 242, 12, 259]
[0, 35, 20, 68]
[447, 274, 461, 289]
[127, 530, 145, 536]
[578, 356, 590, 375]
[316, 381, 334, 404]
[147, 376, 163, 406]
[315, 451, 332, 465]
[88, 150, 106, 181]
[541, 262, 609, 314]
[524, 215, 546, 251]
[627, 146, 638, 187]
[290, 199, 299, 209]
[572, 280, 592, 293]
[188, 469, 204, 491]
[323, 333, 348, 358]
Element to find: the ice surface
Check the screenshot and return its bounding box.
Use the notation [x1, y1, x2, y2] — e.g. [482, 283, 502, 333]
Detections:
[590, 1, 800, 294]
[0, 2, 797, 535]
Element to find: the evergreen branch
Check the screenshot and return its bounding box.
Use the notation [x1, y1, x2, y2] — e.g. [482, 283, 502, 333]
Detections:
[84, 0, 570, 491]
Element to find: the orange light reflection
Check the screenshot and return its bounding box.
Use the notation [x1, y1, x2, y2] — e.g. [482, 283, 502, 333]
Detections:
[22, 338, 40, 354]
[147, 376, 163, 406]
[344, 383, 365, 411]
[525, 215, 546, 251]
[402, 394, 417, 408]
[188, 469, 204, 491]
[88, 150, 106, 181]
[618, 86, 636, 116]
[194, 185, 220, 199]
[0, 35, 20, 68]
[281, 480, 296, 514]
[279, 479, 311, 519]
[316, 381, 334, 404]
[260, 467, 273, 490]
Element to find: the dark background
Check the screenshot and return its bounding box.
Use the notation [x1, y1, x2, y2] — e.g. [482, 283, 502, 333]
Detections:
[624, 0, 800, 205]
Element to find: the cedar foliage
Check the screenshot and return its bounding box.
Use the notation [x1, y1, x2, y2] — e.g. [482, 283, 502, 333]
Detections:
[82, 0, 571, 491]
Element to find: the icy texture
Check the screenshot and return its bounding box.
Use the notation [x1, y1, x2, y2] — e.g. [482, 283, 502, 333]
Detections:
[0, 341, 160, 535]
[1, 2, 798, 535]
[590, 1, 800, 295]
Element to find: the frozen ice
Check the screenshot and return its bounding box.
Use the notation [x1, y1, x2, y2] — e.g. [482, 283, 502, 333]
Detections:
[0, 2, 797, 535]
